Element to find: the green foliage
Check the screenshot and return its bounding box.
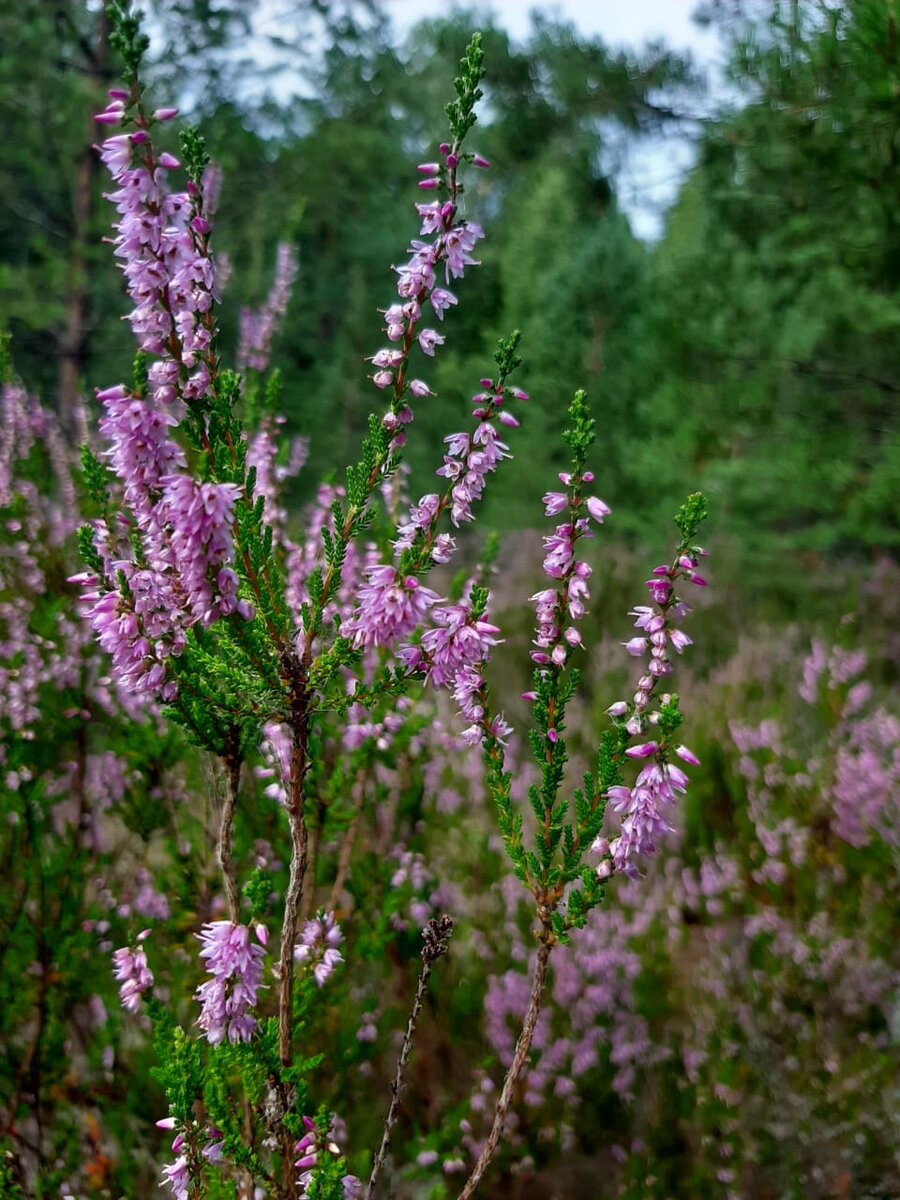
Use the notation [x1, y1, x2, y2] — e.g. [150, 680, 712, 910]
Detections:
[107, 0, 150, 85]
[446, 33, 485, 145]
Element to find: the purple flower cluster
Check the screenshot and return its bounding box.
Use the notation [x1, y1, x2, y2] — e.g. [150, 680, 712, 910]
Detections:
[294, 911, 344, 987]
[530, 471, 610, 672]
[111, 929, 154, 1011]
[595, 551, 709, 876]
[74, 90, 251, 701]
[95, 96, 217, 408]
[238, 242, 298, 372]
[603, 744, 698, 877]
[75, 468, 248, 700]
[342, 566, 440, 651]
[195, 921, 266, 1045]
[294, 1114, 361, 1198]
[368, 147, 486, 451]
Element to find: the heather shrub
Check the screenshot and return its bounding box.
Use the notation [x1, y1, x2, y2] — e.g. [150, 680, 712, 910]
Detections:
[1, 5, 897, 1200]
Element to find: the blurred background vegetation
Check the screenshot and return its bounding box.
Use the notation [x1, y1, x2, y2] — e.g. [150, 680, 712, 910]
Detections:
[3, 0, 898, 578]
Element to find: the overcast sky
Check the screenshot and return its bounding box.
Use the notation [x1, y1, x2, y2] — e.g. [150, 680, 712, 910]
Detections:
[384, 0, 722, 238]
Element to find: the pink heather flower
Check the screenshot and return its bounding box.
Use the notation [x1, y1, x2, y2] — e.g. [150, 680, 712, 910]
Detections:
[158, 477, 244, 624]
[295, 911, 344, 987]
[624, 637, 647, 657]
[609, 761, 689, 876]
[418, 328, 444, 356]
[625, 741, 658, 759]
[417, 601, 501, 689]
[342, 566, 439, 650]
[95, 101, 221, 402]
[542, 491, 568, 516]
[195, 921, 266, 1045]
[238, 242, 298, 372]
[160, 1148, 190, 1200]
[430, 288, 457, 318]
[585, 496, 611, 522]
[436, 418, 512, 527]
[112, 934, 154, 1011]
[675, 744, 700, 766]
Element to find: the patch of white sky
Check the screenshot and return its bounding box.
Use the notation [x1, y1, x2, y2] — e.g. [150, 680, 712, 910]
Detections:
[243, 0, 726, 240]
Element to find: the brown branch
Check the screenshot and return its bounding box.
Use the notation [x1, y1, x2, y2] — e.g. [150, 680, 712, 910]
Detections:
[276, 665, 312, 1200]
[365, 917, 454, 1200]
[456, 936, 554, 1200]
[217, 748, 241, 923]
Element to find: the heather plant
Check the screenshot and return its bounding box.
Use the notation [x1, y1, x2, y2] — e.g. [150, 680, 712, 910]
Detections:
[6, 3, 718, 1197]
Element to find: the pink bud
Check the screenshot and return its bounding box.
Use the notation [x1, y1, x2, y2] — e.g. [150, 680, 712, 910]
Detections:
[417, 162, 441, 175]
[547, 728, 558, 744]
[438, 142, 451, 155]
[446, 153, 459, 168]
[586, 496, 611, 523]
[625, 741, 658, 759]
[498, 411, 519, 427]
[153, 107, 179, 121]
[472, 153, 490, 168]
[409, 379, 431, 398]
[255, 923, 268, 946]
[689, 574, 708, 587]
[521, 691, 537, 702]
[157, 152, 180, 170]
[191, 216, 210, 235]
[417, 178, 440, 190]
[156, 1117, 177, 1130]
[108, 89, 129, 101]
[509, 387, 529, 401]
[675, 745, 701, 767]
[597, 860, 613, 881]
[94, 111, 123, 125]
[130, 130, 148, 144]
[607, 701, 628, 717]
[623, 637, 647, 657]
[592, 837, 610, 856]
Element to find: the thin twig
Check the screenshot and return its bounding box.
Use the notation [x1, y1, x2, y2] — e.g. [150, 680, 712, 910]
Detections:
[217, 749, 241, 923]
[277, 673, 312, 1200]
[326, 771, 366, 912]
[365, 916, 454, 1200]
[456, 936, 554, 1200]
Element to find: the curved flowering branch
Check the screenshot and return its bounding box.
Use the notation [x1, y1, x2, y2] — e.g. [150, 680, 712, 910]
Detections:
[593, 493, 710, 879]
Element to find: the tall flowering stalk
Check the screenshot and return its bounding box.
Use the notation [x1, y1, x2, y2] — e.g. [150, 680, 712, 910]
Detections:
[455, 397, 708, 1200]
[72, 8, 710, 1199]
